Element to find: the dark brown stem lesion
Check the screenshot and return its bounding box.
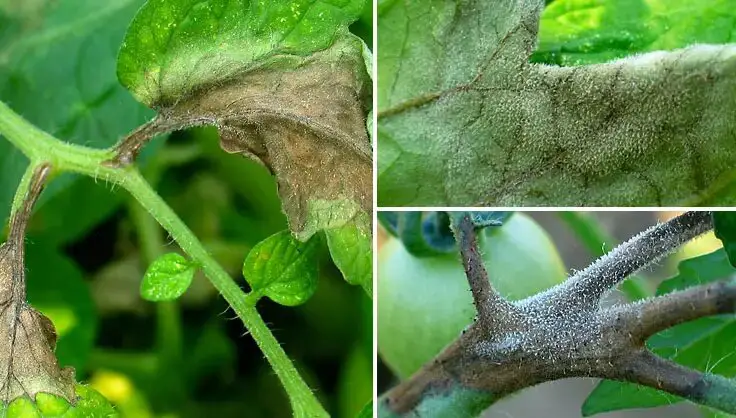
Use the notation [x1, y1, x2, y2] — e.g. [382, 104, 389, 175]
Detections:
[451, 213, 518, 326]
[103, 114, 189, 168]
[5, 163, 51, 299]
[0, 163, 77, 402]
[382, 211, 736, 417]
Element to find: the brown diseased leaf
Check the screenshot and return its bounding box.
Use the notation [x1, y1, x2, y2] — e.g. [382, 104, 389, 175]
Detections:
[144, 38, 372, 239]
[0, 242, 75, 403]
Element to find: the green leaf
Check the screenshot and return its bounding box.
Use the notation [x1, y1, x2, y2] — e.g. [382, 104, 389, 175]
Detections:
[140, 253, 196, 302]
[533, 0, 736, 66]
[583, 249, 736, 415]
[325, 216, 372, 297]
[0, 385, 117, 417]
[582, 380, 680, 416]
[118, 0, 366, 107]
[0, 0, 153, 224]
[377, 0, 736, 206]
[116, 0, 372, 240]
[714, 212, 736, 268]
[243, 230, 321, 307]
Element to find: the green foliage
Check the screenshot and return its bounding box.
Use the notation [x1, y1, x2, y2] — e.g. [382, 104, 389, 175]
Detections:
[0, 0, 373, 416]
[714, 212, 736, 267]
[0, 0, 152, 223]
[244, 230, 321, 307]
[533, 0, 736, 66]
[583, 249, 736, 415]
[140, 253, 197, 302]
[325, 218, 373, 296]
[0, 385, 116, 418]
[379, 211, 512, 257]
[117, 0, 373, 244]
[377, 0, 736, 206]
[118, 0, 365, 106]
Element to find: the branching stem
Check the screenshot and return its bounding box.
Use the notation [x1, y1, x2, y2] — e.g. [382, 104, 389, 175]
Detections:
[452, 213, 516, 325]
[381, 211, 736, 417]
[0, 101, 328, 417]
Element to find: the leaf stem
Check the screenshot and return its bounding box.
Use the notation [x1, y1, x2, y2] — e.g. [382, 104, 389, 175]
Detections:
[123, 171, 327, 417]
[0, 101, 328, 417]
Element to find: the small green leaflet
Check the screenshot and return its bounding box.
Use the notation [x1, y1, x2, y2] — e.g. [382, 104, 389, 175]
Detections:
[582, 249, 736, 416]
[140, 253, 197, 302]
[325, 219, 372, 297]
[714, 212, 736, 268]
[243, 230, 321, 307]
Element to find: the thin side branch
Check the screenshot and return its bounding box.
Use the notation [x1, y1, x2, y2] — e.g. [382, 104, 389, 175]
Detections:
[554, 211, 713, 306]
[617, 279, 736, 344]
[618, 350, 736, 413]
[452, 214, 515, 324]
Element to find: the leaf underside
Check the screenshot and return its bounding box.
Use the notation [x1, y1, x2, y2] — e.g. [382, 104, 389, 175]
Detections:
[377, 0, 736, 206]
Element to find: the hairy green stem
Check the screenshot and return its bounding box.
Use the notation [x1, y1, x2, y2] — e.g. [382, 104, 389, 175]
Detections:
[123, 172, 327, 416]
[0, 100, 327, 417]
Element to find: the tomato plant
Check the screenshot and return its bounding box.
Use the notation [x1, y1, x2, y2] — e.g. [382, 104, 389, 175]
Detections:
[0, 1, 373, 417]
[378, 213, 566, 378]
[378, 211, 736, 418]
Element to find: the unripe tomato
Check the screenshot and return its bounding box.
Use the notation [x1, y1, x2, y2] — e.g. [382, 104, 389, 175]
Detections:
[378, 213, 567, 379]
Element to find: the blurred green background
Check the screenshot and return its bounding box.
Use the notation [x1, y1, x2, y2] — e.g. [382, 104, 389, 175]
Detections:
[0, 1, 373, 417]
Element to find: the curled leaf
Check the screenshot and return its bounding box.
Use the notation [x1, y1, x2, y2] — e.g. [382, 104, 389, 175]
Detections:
[243, 230, 321, 307]
[117, 0, 372, 239]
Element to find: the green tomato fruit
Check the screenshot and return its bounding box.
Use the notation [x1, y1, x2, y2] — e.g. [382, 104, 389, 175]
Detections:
[0, 385, 118, 417]
[378, 213, 567, 379]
